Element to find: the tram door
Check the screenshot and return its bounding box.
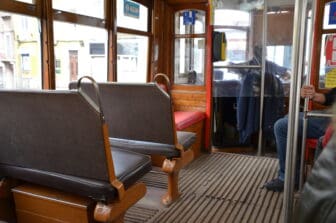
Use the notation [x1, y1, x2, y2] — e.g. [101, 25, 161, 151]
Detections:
[212, 0, 295, 151]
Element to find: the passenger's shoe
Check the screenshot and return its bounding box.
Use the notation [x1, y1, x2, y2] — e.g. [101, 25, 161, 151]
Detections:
[263, 178, 284, 192]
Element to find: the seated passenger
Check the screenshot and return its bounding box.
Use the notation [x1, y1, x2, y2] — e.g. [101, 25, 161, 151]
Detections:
[263, 85, 336, 192]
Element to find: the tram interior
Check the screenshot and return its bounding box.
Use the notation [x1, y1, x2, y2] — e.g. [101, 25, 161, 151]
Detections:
[0, 0, 335, 222]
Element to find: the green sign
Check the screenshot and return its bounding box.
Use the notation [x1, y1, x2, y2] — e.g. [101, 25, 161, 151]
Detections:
[124, 0, 140, 19]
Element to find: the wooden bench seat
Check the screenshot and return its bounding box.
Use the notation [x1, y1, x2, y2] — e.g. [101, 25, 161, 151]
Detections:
[154, 73, 206, 157]
[69, 82, 196, 206]
[0, 88, 151, 223]
[174, 111, 205, 157]
[174, 111, 205, 131]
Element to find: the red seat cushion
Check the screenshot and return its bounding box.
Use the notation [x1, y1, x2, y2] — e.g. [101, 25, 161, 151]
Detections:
[305, 138, 318, 160]
[322, 125, 334, 148]
[174, 111, 205, 130]
[305, 124, 333, 161]
[157, 83, 168, 93]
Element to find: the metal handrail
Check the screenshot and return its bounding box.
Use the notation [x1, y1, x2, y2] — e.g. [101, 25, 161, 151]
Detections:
[283, 0, 309, 222]
[299, 0, 318, 191]
[257, 0, 268, 156]
[306, 112, 334, 118]
[212, 64, 261, 69]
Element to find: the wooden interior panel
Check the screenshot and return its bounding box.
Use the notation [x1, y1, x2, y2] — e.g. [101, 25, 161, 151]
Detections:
[253, 9, 294, 46]
[12, 184, 94, 223]
[171, 89, 207, 112]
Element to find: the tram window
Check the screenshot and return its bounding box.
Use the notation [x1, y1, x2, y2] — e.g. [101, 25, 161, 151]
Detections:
[174, 37, 205, 85]
[0, 12, 42, 89]
[14, 0, 34, 3]
[52, 0, 105, 19]
[212, 10, 250, 82]
[117, 0, 148, 32]
[174, 10, 206, 86]
[117, 33, 148, 83]
[175, 10, 205, 35]
[213, 28, 248, 64]
[214, 9, 250, 27]
[266, 45, 292, 70]
[53, 21, 108, 89]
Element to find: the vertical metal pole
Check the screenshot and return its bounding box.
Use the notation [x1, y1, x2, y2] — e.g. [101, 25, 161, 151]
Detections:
[257, 0, 267, 156]
[283, 0, 307, 222]
[299, 0, 317, 190]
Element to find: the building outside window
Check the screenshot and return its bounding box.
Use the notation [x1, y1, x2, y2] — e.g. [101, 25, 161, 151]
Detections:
[116, 0, 149, 83]
[0, 12, 41, 89]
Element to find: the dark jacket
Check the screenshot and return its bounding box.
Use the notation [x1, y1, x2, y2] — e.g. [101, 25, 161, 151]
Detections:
[324, 88, 336, 106]
[237, 72, 284, 143]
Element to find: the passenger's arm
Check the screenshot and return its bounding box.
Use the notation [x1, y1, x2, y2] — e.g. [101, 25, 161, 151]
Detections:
[301, 85, 326, 104]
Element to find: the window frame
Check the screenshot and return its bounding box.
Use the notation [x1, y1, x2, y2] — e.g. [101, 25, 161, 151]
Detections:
[171, 5, 207, 89]
[0, 0, 154, 89]
[116, 0, 152, 82]
[311, 0, 336, 92]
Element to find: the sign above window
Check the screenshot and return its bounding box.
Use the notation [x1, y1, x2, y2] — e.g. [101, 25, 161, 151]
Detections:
[329, 1, 336, 25]
[124, 0, 140, 19]
[183, 11, 196, 25]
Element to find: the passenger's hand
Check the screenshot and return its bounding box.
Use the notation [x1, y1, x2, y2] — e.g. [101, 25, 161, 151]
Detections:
[301, 85, 315, 99]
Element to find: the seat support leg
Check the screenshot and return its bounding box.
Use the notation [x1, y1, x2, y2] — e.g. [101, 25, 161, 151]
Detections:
[162, 170, 180, 206]
[0, 178, 18, 222]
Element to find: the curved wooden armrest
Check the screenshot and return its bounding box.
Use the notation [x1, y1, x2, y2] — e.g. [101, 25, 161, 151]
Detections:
[94, 183, 146, 222]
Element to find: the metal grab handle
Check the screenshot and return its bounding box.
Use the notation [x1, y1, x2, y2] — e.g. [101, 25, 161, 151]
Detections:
[213, 64, 262, 69]
[153, 73, 171, 95]
[306, 112, 334, 118]
[77, 76, 105, 123]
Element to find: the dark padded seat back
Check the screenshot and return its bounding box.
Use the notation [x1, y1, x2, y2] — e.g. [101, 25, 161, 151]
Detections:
[0, 90, 109, 182]
[70, 82, 175, 145]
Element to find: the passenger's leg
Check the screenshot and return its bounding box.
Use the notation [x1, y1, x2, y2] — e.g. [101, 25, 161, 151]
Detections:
[274, 116, 289, 182]
[304, 115, 329, 139]
[263, 116, 288, 191]
[263, 113, 330, 192]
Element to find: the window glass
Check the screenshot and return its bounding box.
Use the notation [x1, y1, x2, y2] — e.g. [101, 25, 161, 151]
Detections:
[117, 0, 148, 32]
[117, 33, 148, 83]
[212, 8, 253, 83]
[15, 0, 34, 3]
[266, 45, 292, 70]
[53, 0, 105, 19]
[174, 38, 205, 85]
[53, 21, 107, 89]
[214, 28, 248, 64]
[0, 12, 41, 89]
[175, 10, 205, 35]
[214, 9, 250, 27]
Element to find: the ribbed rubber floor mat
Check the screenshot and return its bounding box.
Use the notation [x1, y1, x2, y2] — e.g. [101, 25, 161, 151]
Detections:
[127, 152, 284, 223]
[125, 206, 160, 223]
[140, 170, 167, 189]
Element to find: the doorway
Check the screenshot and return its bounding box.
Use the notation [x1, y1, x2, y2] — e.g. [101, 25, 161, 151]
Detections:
[211, 1, 296, 154]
